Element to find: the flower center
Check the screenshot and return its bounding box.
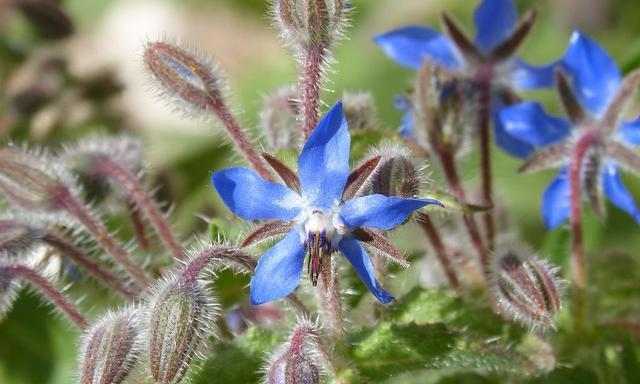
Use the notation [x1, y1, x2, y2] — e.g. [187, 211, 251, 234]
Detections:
[295, 208, 346, 286]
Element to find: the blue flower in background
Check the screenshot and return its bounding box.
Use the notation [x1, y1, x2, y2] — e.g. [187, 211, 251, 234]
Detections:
[212, 102, 442, 305]
[374, 0, 560, 158]
[498, 31, 640, 229]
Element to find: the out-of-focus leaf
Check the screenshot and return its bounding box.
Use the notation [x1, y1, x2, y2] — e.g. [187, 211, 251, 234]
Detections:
[526, 366, 598, 384]
[349, 322, 525, 382]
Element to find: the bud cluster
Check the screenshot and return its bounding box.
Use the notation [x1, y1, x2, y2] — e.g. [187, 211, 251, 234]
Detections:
[274, 0, 348, 50]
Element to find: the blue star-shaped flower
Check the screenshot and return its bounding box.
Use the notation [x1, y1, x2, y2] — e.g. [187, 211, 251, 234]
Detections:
[498, 31, 640, 229]
[374, 0, 560, 158]
[212, 102, 442, 304]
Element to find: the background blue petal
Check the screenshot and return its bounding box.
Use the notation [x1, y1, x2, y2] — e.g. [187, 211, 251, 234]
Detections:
[493, 107, 536, 158]
[250, 230, 306, 305]
[498, 101, 571, 147]
[602, 163, 640, 223]
[394, 95, 415, 138]
[340, 195, 441, 230]
[298, 102, 351, 208]
[339, 237, 394, 304]
[542, 167, 571, 230]
[510, 58, 559, 90]
[212, 167, 303, 221]
[619, 117, 640, 145]
[374, 26, 463, 70]
[473, 0, 517, 54]
[562, 31, 621, 117]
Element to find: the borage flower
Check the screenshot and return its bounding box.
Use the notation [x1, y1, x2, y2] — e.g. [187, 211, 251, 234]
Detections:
[212, 102, 441, 304]
[498, 31, 640, 229]
[374, 0, 559, 157]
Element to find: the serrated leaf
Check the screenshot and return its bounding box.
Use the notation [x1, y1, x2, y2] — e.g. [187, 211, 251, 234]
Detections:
[194, 326, 283, 384]
[349, 322, 525, 382]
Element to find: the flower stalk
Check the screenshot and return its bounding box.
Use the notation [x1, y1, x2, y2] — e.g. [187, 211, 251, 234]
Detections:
[1, 263, 88, 329]
[416, 213, 462, 294]
[476, 66, 496, 251]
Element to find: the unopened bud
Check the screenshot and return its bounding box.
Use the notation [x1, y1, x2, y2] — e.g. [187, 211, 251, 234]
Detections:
[265, 322, 325, 384]
[342, 91, 377, 131]
[414, 60, 476, 156]
[0, 218, 42, 259]
[260, 86, 299, 150]
[368, 144, 421, 199]
[488, 245, 563, 332]
[79, 308, 141, 384]
[147, 278, 217, 384]
[274, 0, 347, 49]
[144, 41, 224, 116]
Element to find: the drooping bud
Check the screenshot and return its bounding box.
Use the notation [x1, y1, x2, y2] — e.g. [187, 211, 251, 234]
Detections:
[260, 86, 299, 150]
[488, 245, 563, 332]
[147, 279, 215, 384]
[143, 41, 224, 116]
[0, 217, 42, 259]
[413, 59, 476, 157]
[367, 144, 421, 199]
[274, 0, 347, 50]
[341, 91, 378, 131]
[78, 307, 141, 384]
[265, 322, 327, 384]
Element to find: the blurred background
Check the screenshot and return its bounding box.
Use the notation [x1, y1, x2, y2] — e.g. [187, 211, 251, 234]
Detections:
[1, 0, 640, 382]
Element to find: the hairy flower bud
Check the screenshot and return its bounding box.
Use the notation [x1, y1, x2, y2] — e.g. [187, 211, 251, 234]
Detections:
[274, 0, 347, 49]
[265, 322, 326, 384]
[0, 268, 21, 321]
[488, 245, 563, 332]
[368, 144, 421, 199]
[146, 278, 217, 384]
[0, 218, 42, 259]
[144, 41, 225, 116]
[260, 86, 299, 150]
[79, 308, 141, 384]
[414, 60, 476, 156]
[342, 91, 378, 131]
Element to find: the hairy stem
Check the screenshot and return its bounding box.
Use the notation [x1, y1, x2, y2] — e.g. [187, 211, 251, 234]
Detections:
[318, 255, 345, 341]
[300, 45, 326, 139]
[95, 157, 185, 261]
[41, 233, 135, 299]
[58, 189, 149, 288]
[569, 129, 599, 332]
[1, 264, 88, 329]
[127, 200, 151, 251]
[206, 98, 273, 181]
[438, 147, 488, 274]
[476, 68, 495, 251]
[416, 213, 462, 294]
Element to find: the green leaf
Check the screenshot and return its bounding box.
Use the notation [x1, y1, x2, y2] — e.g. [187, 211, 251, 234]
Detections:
[387, 288, 508, 338]
[349, 322, 525, 382]
[194, 326, 283, 384]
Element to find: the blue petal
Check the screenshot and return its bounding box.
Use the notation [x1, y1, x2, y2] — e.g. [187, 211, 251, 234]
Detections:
[338, 237, 394, 304]
[298, 102, 351, 208]
[510, 58, 559, 90]
[498, 102, 571, 148]
[562, 31, 621, 117]
[541, 167, 571, 230]
[619, 116, 640, 145]
[493, 108, 536, 158]
[473, 0, 517, 55]
[340, 194, 442, 230]
[602, 163, 640, 223]
[394, 96, 415, 138]
[250, 230, 306, 305]
[212, 167, 302, 221]
[374, 26, 463, 71]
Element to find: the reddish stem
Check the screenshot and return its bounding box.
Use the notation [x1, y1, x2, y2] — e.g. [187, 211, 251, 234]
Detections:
[95, 157, 185, 261]
[2, 264, 88, 329]
[417, 214, 462, 294]
[58, 190, 149, 287]
[206, 98, 273, 181]
[319, 256, 344, 341]
[301, 45, 326, 139]
[438, 147, 489, 273]
[569, 129, 599, 331]
[41, 233, 135, 299]
[126, 200, 151, 251]
[476, 67, 495, 251]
